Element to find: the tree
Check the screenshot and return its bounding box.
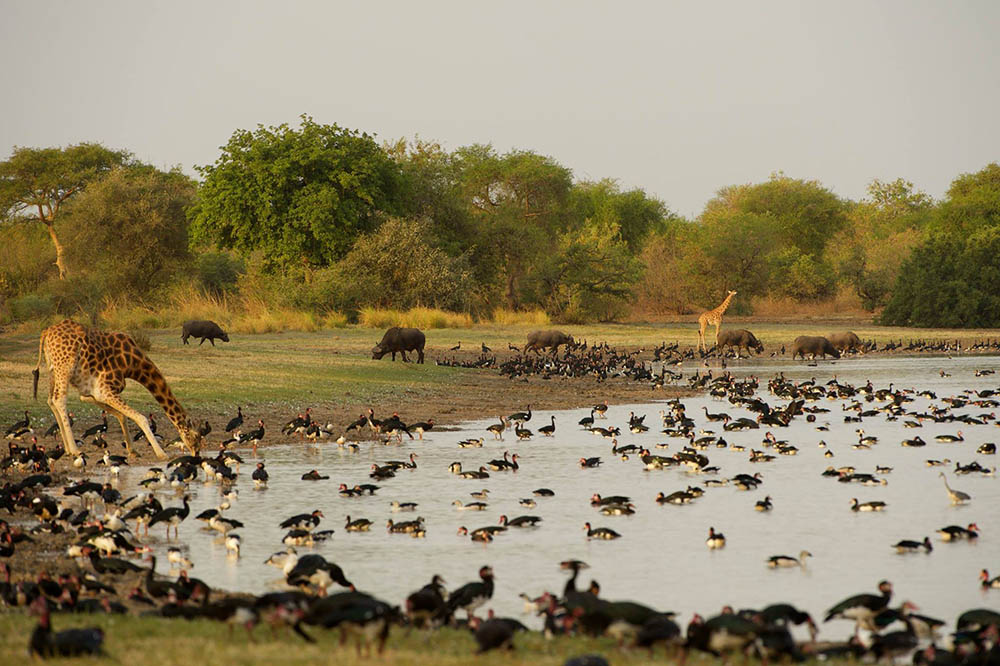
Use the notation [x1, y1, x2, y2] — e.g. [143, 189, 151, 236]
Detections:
[63, 166, 196, 297]
[333, 217, 472, 311]
[453, 145, 573, 308]
[189, 116, 402, 272]
[932, 162, 1000, 233]
[0, 143, 132, 278]
[692, 209, 781, 307]
[569, 179, 672, 252]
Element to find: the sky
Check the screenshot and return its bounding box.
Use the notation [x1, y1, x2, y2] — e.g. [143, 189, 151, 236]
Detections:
[2, 1, 998, 218]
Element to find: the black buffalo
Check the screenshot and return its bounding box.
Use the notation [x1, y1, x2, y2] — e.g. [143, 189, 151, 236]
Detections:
[372, 327, 426, 363]
[524, 330, 575, 353]
[716, 329, 764, 356]
[181, 320, 230, 346]
[791, 335, 840, 360]
[828, 331, 862, 353]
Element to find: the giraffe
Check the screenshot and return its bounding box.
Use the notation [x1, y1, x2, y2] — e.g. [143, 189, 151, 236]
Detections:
[32, 319, 202, 459]
[698, 290, 737, 352]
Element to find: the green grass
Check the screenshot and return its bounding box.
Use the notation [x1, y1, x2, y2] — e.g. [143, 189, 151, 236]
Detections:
[1, 320, 995, 425]
[0, 612, 716, 665]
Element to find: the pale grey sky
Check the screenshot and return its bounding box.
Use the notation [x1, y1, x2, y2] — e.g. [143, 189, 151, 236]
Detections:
[2, 1, 998, 217]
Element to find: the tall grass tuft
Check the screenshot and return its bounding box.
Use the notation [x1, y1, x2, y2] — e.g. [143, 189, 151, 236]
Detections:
[358, 307, 473, 329]
[490, 308, 551, 326]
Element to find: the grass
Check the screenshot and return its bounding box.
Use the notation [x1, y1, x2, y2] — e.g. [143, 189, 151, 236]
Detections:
[0, 612, 825, 666]
[2, 319, 997, 425]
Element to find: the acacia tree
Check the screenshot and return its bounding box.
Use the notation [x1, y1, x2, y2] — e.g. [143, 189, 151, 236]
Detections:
[0, 143, 132, 279]
[189, 116, 402, 272]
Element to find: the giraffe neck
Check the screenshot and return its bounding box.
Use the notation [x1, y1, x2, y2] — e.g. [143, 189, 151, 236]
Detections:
[716, 293, 735, 316]
[125, 354, 192, 433]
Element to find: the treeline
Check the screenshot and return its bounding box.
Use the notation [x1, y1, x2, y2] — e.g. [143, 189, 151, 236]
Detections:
[1, 115, 998, 327]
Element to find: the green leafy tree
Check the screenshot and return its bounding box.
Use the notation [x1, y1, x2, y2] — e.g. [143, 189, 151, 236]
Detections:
[691, 209, 780, 308]
[189, 116, 402, 271]
[932, 162, 1000, 233]
[453, 145, 573, 308]
[63, 167, 196, 297]
[0, 143, 132, 279]
[633, 218, 700, 314]
[334, 217, 473, 312]
[569, 179, 671, 252]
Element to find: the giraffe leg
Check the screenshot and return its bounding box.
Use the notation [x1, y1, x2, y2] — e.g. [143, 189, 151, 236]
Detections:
[714, 323, 721, 350]
[698, 318, 707, 352]
[93, 391, 167, 460]
[47, 371, 81, 456]
[98, 404, 133, 457]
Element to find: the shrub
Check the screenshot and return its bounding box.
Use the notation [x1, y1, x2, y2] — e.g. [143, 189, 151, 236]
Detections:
[7, 293, 55, 321]
[490, 308, 550, 326]
[195, 252, 245, 295]
[358, 307, 473, 329]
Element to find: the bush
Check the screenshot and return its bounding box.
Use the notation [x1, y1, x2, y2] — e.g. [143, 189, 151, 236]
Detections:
[7, 293, 55, 321]
[195, 252, 244, 295]
[489, 308, 550, 326]
[126, 329, 152, 351]
[358, 307, 473, 329]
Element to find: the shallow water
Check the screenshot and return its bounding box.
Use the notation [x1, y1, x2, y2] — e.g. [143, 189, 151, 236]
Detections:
[116, 355, 1000, 633]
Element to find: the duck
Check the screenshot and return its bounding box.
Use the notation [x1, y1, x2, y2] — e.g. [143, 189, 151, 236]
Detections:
[285, 554, 353, 595]
[458, 438, 484, 448]
[338, 483, 363, 497]
[584, 522, 621, 540]
[344, 516, 373, 532]
[579, 457, 602, 468]
[593, 400, 609, 418]
[901, 436, 926, 447]
[487, 452, 519, 472]
[755, 496, 773, 511]
[578, 411, 596, 430]
[498, 514, 541, 528]
[225, 534, 241, 558]
[892, 537, 932, 554]
[453, 500, 488, 511]
[486, 417, 508, 440]
[705, 526, 726, 549]
[980, 569, 1000, 589]
[533, 488, 555, 497]
[279, 510, 324, 531]
[459, 466, 490, 480]
[384, 453, 419, 470]
[538, 416, 556, 436]
[390, 501, 418, 512]
[655, 490, 694, 505]
[766, 550, 811, 568]
[251, 462, 268, 489]
[514, 425, 533, 440]
[166, 547, 194, 570]
[209, 514, 244, 535]
[301, 469, 329, 481]
[508, 405, 532, 424]
[935, 431, 964, 443]
[518, 498, 536, 508]
[470, 489, 490, 500]
[850, 498, 886, 512]
[936, 522, 979, 541]
[600, 503, 635, 516]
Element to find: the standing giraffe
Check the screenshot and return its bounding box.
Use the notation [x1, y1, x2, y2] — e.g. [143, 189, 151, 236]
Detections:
[32, 320, 202, 459]
[698, 290, 737, 352]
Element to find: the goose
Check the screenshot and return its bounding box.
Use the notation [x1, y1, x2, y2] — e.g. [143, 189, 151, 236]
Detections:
[285, 554, 353, 595]
[538, 416, 556, 436]
[390, 501, 418, 512]
[225, 534, 241, 558]
[409, 419, 435, 439]
[384, 453, 419, 471]
[655, 490, 694, 505]
[892, 537, 932, 554]
[344, 516, 373, 532]
[766, 550, 811, 568]
[755, 496, 773, 511]
[148, 495, 190, 540]
[458, 466, 490, 480]
[584, 522, 620, 540]
[486, 417, 508, 440]
[487, 452, 519, 472]
[224, 407, 244, 433]
[939, 472, 971, 504]
[579, 457, 602, 468]
[453, 500, 488, 511]
[578, 411, 595, 429]
[533, 488, 555, 497]
[251, 463, 268, 489]
[458, 438, 484, 448]
[850, 498, 886, 512]
[518, 498, 536, 508]
[936, 522, 978, 541]
[705, 526, 726, 549]
[600, 502, 635, 516]
[508, 405, 531, 424]
[980, 569, 1000, 589]
[209, 514, 244, 535]
[514, 425, 533, 440]
[457, 526, 496, 542]
[301, 469, 329, 481]
[901, 436, 926, 447]
[856, 429, 878, 446]
[594, 400, 609, 418]
[824, 580, 893, 633]
[498, 514, 541, 528]
[470, 489, 490, 500]
[445, 566, 494, 620]
[279, 510, 324, 531]
[935, 431, 964, 443]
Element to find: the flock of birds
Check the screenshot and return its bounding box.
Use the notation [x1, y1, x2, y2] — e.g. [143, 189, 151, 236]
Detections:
[3, 345, 1000, 661]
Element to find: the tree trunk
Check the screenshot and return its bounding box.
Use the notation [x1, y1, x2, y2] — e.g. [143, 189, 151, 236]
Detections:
[44, 222, 68, 279]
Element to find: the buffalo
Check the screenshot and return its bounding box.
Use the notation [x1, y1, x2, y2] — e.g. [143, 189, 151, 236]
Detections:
[716, 329, 764, 357]
[524, 330, 574, 353]
[828, 331, 863, 353]
[181, 320, 230, 346]
[791, 335, 841, 360]
[372, 327, 426, 363]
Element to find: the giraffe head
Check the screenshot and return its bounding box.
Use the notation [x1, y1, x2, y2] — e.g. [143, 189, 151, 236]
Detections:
[727, 290, 737, 298]
[177, 422, 203, 455]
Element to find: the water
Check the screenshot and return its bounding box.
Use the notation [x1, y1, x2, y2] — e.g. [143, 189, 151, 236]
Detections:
[115, 355, 1000, 633]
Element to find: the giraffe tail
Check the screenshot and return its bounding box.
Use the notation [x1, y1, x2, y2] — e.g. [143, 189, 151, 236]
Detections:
[32, 329, 46, 400]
